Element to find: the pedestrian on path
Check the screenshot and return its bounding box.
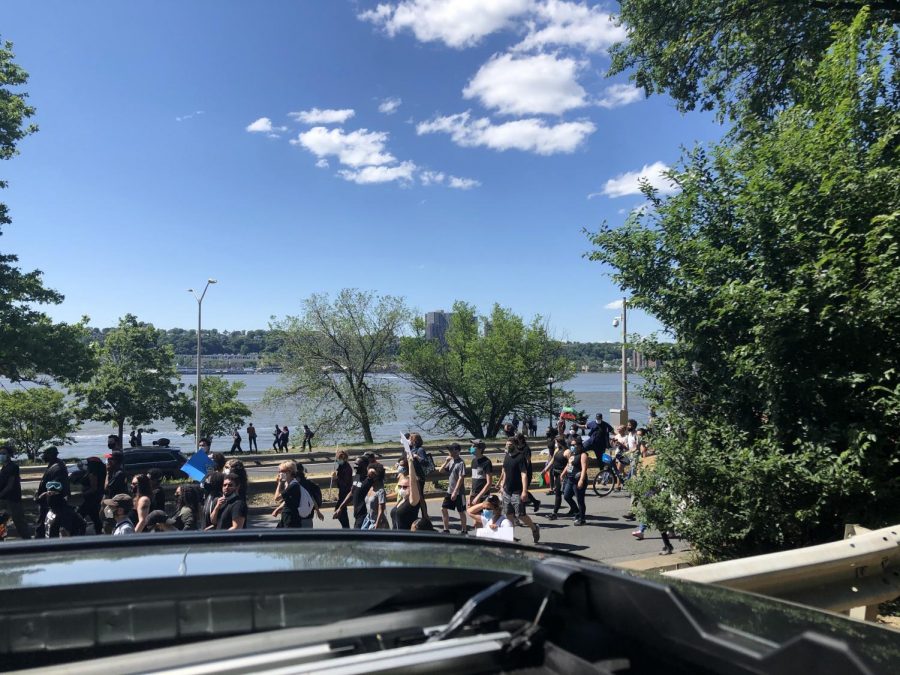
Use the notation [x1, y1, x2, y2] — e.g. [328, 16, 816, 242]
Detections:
[498, 440, 540, 544]
[247, 423, 258, 452]
[0, 440, 30, 539]
[230, 428, 243, 454]
[439, 443, 467, 534]
[272, 426, 282, 451]
[302, 425, 314, 451]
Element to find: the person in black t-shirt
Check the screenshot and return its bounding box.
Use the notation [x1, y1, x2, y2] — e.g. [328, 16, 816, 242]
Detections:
[543, 438, 570, 520]
[334, 455, 372, 529]
[148, 468, 167, 512]
[210, 474, 247, 530]
[391, 456, 423, 530]
[497, 440, 540, 543]
[105, 452, 128, 498]
[467, 440, 493, 506]
[35, 446, 70, 538]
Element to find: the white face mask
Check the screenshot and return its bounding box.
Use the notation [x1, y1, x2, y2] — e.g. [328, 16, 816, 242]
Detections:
[104, 506, 117, 519]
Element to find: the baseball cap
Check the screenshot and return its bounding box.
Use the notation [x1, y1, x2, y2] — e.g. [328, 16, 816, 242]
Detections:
[41, 445, 59, 457]
[102, 493, 133, 511]
[362, 450, 382, 460]
[471, 439, 486, 449]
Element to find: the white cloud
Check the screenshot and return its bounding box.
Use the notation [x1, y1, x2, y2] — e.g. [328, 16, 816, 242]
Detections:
[315, 158, 330, 169]
[291, 127, 397, 167]
[417, 111, 595, 155]
[597, 83, 643, 109]
[246, 117, 278, 133]
[601, 161, 677, 198]
[338, 161, 417, 184]
[448, 176, 480, 189]
[463, 52, 586, 116]
[176, 110, 205, 122]
[420, 170, 446, 185]
[604, 299, 623, 310]
[289, 108, 356, 125]
[378, 97, 402, 114]
[359, 0, 533, 48]
[514, 0, 626, 53]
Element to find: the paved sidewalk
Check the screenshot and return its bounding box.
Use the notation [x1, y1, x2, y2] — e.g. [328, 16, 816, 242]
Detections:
[250, 488, 689, 565]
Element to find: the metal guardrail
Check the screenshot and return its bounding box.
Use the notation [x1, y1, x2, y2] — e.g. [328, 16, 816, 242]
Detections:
[664, 524, 900, 621]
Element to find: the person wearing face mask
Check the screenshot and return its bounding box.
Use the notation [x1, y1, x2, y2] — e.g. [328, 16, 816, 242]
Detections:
[105, 451, 127, 499]
[467, 440, 493, 508]
[331, 450, 353, 528]
[130, 473, 153, 532]
[543, 437, 571, 520]
[76, 456, 106, 534]
[102, 493, 135, 535]
[0, 439, 30, 539]
[562, 435, 590, 526]
[334, 455, 371, 529]
[34, 446, 70, 538]
[209, 473, 247, 530]
[363, 463, 389, 530]
[165, 484, 201, 531]
[391, 456, 422, 530]
[39, 481, 86, 538]
[201, 471, 225, 529]
[273, 461, 314, 528]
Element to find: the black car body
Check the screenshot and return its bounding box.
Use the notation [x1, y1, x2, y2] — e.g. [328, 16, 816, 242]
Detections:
[68, 448, 186, 484]
[1, 532, 896, 674]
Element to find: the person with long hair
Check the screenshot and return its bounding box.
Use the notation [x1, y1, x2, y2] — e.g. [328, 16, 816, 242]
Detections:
[332, 450, 353, 529]
[562, 435, 590, 526]
[391, 456, 422, 530]
[543, 437, 570, 520]
[408, 433, 430, 520]
[363, 463, 389, 530]
[273, 460, 309, 528]
[224, 458, 248, 501]
[130, 473, 153, 533]
[158, 484, 201, 531]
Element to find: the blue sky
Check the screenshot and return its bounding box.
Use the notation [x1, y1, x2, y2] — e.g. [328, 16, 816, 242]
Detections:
[1, 1, 723, 342]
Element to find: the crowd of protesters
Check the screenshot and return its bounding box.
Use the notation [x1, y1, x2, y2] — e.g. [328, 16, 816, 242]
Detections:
[0, 411, 665, 551]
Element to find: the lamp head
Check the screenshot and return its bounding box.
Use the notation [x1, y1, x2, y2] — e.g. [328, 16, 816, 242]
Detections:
[207, 278, 217, 284]
[612, 318, 620, 328]
[187, 288, 194, 293]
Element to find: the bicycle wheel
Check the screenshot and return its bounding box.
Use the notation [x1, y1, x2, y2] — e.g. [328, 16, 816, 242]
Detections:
[593, 469, 615, 497]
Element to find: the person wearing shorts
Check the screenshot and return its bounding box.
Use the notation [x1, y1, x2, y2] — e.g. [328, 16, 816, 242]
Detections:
[439, 443, 467, 534]
[497, 440, 540, 543]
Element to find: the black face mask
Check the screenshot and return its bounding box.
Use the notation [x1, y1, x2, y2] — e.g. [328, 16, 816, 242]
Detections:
[131, 486, 139, 497]
[48, 494, 65, 511]
[175, 493, 184, 510]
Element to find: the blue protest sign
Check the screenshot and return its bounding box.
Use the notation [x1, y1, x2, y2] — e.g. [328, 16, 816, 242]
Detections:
[181, 451, 212, 482]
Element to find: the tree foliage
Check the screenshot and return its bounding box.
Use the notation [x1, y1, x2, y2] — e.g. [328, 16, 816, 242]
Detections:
[610, 0, 900, 120]
[266, 289, 413, 443]
[399, 302, 575, 439]
[0, 387, 81, 461]
[590, 12, 900, 559]
[172, 376, 252, 446]
[0, 38, 94, 383]
[76, 315, 184, 447]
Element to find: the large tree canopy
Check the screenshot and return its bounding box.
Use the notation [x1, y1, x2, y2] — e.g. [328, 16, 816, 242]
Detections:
[0, 38, 94, 383]
[76, 315, 184, 447]
[399, 302, 575, 439]
[590, 12, 900, 559]
[266, 289, 412, 443]
[172, 376, 252, 447]
[610, 0, 900, 120]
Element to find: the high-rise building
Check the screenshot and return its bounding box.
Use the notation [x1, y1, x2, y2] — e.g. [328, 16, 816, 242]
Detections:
[425, 311, 449, 344]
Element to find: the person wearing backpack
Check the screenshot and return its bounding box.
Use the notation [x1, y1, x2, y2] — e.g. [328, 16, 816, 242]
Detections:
[296, 463, 324, 525]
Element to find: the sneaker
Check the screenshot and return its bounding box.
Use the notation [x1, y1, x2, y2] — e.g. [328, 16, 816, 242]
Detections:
[563, 509, 579, 518]
[531, 525, 541, 543]
[623, 512, 636, 520]
[631, 530, 644, 540]
[659, 546, 674, 556]
[573, 519, 585, 526]
[532, 499, 541, 513]
[547, 513, 558, 521]
[441, 529, 450, 534]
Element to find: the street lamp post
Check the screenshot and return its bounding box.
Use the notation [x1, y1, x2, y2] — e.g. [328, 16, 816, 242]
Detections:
[547, 376, 555, 429]
[613, 296, 628, 421]
[188, 279, 217, 452]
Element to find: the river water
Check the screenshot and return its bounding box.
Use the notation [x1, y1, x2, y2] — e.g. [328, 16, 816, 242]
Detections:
[10, 372, 648, 459]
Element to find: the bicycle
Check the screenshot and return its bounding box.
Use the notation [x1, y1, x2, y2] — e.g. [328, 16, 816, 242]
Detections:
[592, 450, 636, 497]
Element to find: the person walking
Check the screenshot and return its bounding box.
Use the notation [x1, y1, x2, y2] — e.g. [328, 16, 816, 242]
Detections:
[208, 473, 247, 530]
[543, 437, 570, 520]
[302, 425, 314, 452]
[163, 484, 202, 531]
[0, 440, 30, 539]
[467, 440, 493, 507]
[76, 457, 106, 534]
[273, 461, 304, 528]
[272, 425, 282, 451]
[103, 493, 135, 535]
[38, 481, 86, 538]
[363, 463, 388, 530]
[562, 436, 590, 526]
[147, 468, 167, 512]
[332, 450, 353, 528]
[230, 428, 243, 454]
[334, 454, 372, 529]
[35, 446, 70, 538]
[391, 456, 423, 530]
[515, 433, 541, 513]
[246, 423, 258, 453]
[439, 443, 467, 534]
[279, 426, 290, 452]
[408, 433, 431, 520]
[497, 440, 540, 543]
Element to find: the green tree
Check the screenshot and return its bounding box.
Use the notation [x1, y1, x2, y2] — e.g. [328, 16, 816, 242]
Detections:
[76, 314, 184, 448]
[399, 302, 575, 438]
[266, 289, 413, 443]
[0, 38, 94, 383]
[610, 0, 899, 120]
[0, 387, 81, 461]
[589, 12, 900, 559]
[172, 376, 252, 446]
